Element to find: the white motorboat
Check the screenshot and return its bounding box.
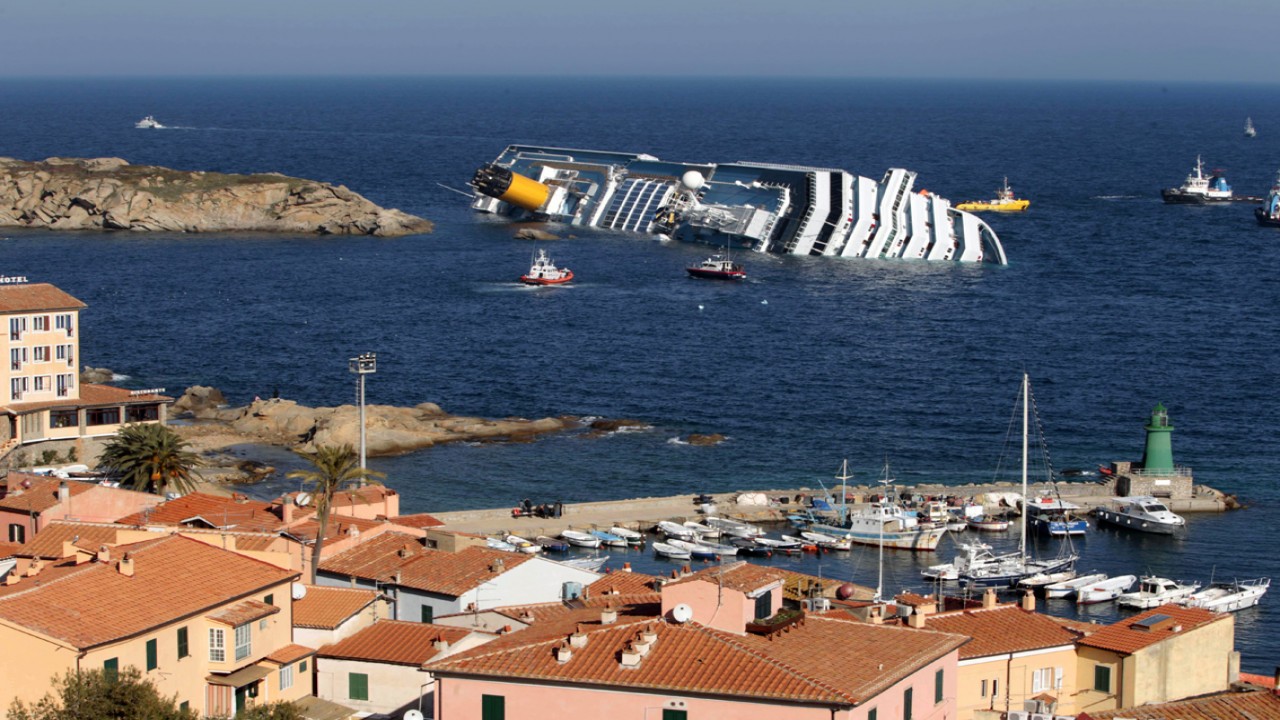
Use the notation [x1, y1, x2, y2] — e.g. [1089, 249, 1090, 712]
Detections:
[589, 529, 629, 548]
[609, 526, 645, 545]
[1181, 578, 1270, 612]
[1044, 572, 1108, 599]
[504, 534, 541, 554]
[922, 541, 1020, 582]
[1076, 574, 1138, 605]
[653, 542, 691, 560]
[1018, 569, 1078, 591]
[487, 537, 519, 552]
[705, 516, 764, 538]
[557, 555, 609, 572]
[666, 538, 727, 560]
[135, 115, 165, 129]
[560, 529, 603, 549]
[683, 520, 720, 539]
[1094, 496, 1186, 535]
[692, 538, 739, 556]
[656, 520, 696, 541]
[800, 530, 851, 551]
[1118, 576, 1201, 609]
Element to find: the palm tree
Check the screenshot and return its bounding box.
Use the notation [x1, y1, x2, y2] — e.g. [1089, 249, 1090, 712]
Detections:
[97, 424, 204, 497]
[287, 444, 384, 583]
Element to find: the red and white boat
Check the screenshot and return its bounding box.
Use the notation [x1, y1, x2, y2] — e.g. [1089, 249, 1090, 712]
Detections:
[520, 249, 573, 285]
[686, 253, 745, 280]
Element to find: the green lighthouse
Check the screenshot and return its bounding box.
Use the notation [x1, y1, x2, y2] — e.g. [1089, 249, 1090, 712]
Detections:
[1140, 403, 1175, 473]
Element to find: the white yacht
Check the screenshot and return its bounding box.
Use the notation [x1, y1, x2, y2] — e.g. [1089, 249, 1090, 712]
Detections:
[1117, 576, 1200, 609]
[1094, 496, 1186, 535]
[135, 115, 165, 129]
[1181, 578, 1270, 612]
[922, 541, 1020, 582]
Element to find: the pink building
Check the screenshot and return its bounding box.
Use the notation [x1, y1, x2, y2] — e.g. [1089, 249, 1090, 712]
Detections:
[0, 473, 161, 544]
[427, 561, 966, 720]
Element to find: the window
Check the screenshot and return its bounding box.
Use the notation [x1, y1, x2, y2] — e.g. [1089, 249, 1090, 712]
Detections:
[868, 709, 878, 720]
[33, 346, 49, 362]
[8, 524, 25, 544]
[481, 695, 505, 720]
[992, 679, 998, 698]
[177, 627, 189, 659]
[279, 664, 294, 691]
[1094, 665, 1112, 693]
[87, 408, 120, 426]
[264, 594, 274, 606]
[10, 347, 26, 371]
[300, 660, 307, 673]
[349, 672, 369, 701]
[56, 373, 73, 398]
[754, 591, 772, 620]
[234, 623, 251, 661]
[980, 679, 988, 697]
[58, 314, 74, 337]
[209, 628, 225, 662]
[33, 375, 48, 392]
[9, 377, 24, 401]
[903, 687, 913, 720]
[1034, 666, 1063, 693]
[935, 668, 944, 704]
[32, 315, 49, 331]
[10, 317, 25, 341]
[179, 702, 189, 713]
[127, 405, 160, 422]
[103, 658, 118, 682]
[661, 710, 685, 720]
[50, 409, 77, 428]
[421, 605, 433, 623]
[146, 638, 158, 671]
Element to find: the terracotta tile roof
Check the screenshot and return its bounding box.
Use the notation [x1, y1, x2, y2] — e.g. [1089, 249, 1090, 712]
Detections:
[1241, 672, 1278, 689]
[116, 492, 293, 531]
[666, 561, 786, 595]
[22, 522, 122, 559]
[0, 475, 94, 514]
[208, 598, 279, 626]
[283, 515, 384, 544]
[1086, 688, 1280, 719]
[428, 608, 965, 706]
[587, 571, 661, 598]
[779, 570, 871, 602]
[0, 283, 86, 313]
[1050, 615, 1102, 635]
[293, 585, 380, 630]
[329, 486, 397, 509]
[319, 620, 473, 666]
[265, 643, 316, 665]
[1077, 603, 1226, 656]
[895, 592, 935, 607]
[0, 542, 23, 558]
[390, 512, 446, 529]
[317, 532, 427, 579]
[319, 534, 533, 597]
[920, 604, 1078, 659]
[0, 534, 297, 648]
[4, 384, 170, 414]
[0, 557, 93, 597]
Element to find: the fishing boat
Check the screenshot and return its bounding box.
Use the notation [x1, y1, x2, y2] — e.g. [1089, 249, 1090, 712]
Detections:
[1023, 496, 1089, 536]
[686, 251, 746, 280]
[653, 542, 691, 561]
[666, 538, 720, 561]
[589, 529, 629, 548]
[729, 537, 773, 557]
[682, 520, 720, 539]
[967, 513, 1012, 532]
[1018, 569, 1078, 591]
[135, 115, 165, 129]
[1076, 575, 1138, 605]
[1094, 496, 1186, 535]
[560, 529, 602, 549]
[504, 534, 541, 554]
[1181, 577, 1270, 612]
[535, 535, 570, 552]
[656, 520, 696, 542]
[955, 177, 1030, 212]
[922, 542, 1021, 583]
[1118, 576, 1201, 609]
[960, 374, 1078, 588]
[1162, 156, 1234, 204]
[944, 513, 969, 532]
[1254, 170, 1280, 227]
[705, 516, 764, 538]
[519, 248, 574, 285]
[800, 530, 851, 551]
[608, 526, 646, 546]
[1246, 117, 1257, 138]
[1044, 572, 1109, 600]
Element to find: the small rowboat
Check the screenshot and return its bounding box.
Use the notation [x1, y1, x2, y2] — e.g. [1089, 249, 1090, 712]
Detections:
[1044, 572, 1108, 599]
[683, 520, 720, 539]
[779, 535, 820, 552]
[589, 529, 629, 548]
[706, 516, 764, 538]
[667, 539, 719, 561]
[656, 520, 696, 542]
[504, 535, 541, 554]
[1076, 575, 1138, 605]
[967, 514, 1011, 532]
[730, 537, 773, 557]
[560, 529, 602, 549]
[653, 541, 692, 560]
[609, 526, 646, 546]
[800, 531, 851, 551]
[535, 536, 570, 552]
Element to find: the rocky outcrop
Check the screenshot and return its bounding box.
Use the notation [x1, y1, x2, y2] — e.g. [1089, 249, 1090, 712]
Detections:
[514, 227, 560, 241]
[171, 386, 228, 417]
[80, 366, 114, 384]
[685, 433, 726, 446]
[173, 388, 570, 456]
[0, 157, 433, 237]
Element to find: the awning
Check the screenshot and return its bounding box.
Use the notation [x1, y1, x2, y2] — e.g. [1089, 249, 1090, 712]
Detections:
[206, 664, 272, 687]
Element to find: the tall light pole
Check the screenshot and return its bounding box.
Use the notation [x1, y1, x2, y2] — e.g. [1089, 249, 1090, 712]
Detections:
[348, 352, 377, 473]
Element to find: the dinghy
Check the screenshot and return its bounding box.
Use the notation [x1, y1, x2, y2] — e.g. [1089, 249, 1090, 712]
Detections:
[1076, 574, 1137, 605]
[560, 529, 602, 549]
[653, 542, 691, 560]
[1044, 572, 1108, 599]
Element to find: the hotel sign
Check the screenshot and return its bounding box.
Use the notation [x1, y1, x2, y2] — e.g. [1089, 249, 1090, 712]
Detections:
[129, 388, 166, 396]
[0, 275, 29, 285]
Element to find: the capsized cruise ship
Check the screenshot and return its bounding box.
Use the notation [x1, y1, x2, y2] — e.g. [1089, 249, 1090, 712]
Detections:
[471, 145, 1007, 265]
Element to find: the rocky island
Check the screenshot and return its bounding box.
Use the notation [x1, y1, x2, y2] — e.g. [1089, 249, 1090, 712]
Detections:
[0, 157, 432, 237]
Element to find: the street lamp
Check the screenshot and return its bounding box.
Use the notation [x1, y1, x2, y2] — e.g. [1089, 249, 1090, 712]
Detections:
[348, 352, 377, 472]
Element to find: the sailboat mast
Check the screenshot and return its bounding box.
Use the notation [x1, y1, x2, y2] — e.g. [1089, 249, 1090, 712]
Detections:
[1020, 373, 1029, 563]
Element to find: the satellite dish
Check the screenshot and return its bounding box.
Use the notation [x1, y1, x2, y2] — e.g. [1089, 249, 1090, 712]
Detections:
[291, 583, 308, 601]
[671, 603, 693, 623]
[295, 493, 312, 507]
[404, 711, 424, 720]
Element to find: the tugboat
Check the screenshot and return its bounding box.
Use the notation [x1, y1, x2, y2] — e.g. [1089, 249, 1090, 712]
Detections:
[686, 253, 746, 280]
[519, 249, 573, 285]
[1162, 156, 1233, 204]
[1255, 170, 1280, 227]
[955, 178, 1030, 212]
[134, 115, 166, 129]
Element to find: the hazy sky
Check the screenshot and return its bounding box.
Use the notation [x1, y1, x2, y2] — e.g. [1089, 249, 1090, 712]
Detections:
[5, 0, 1278, 82]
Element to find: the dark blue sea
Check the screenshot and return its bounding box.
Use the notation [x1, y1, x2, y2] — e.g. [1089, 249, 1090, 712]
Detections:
[2, 77, 1278, 669]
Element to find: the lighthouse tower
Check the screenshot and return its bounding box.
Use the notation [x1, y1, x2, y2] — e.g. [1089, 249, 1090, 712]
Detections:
[1140, 402, 1175, 473]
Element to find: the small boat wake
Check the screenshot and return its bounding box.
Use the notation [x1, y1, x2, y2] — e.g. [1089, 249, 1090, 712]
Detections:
[666, 437, 689, 445]
[1093, 195, 1143, 200]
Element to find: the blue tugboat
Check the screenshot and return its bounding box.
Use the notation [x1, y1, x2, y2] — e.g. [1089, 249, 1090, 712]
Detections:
[1255, 171, 1280, 227]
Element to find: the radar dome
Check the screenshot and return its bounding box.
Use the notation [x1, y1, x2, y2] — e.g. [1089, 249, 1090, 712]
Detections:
[836, 583, 857, 600]
[681, 171, 705, 191]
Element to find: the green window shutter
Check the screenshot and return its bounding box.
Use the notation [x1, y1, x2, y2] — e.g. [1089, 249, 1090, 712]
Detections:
[146, 638, 158, 671]
[421, 605, 433, 623]
[1094, 665, 1111, 692]
[177, 626, 189, 658]
[904, 687, 913, 720]
[179, 701, 189, 712]
[103, 658, 118, 682]
[481, 694, 506, 720]
[349, 672, 369, 701]
[300, 659, 308, 673]
[935, 668, 944, 703]
[661, 710, 687, 720]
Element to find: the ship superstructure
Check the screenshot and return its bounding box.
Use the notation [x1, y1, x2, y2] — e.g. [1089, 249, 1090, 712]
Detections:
[471, 145, 1007, 265]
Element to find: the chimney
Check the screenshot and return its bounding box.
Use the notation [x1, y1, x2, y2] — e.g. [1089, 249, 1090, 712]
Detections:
[982, 588, 998, 609]
[868, 606, 884, 625]
[433, 638, 450, 653]
[601, 605, 618, 625]
[97, 545, 110, 564]
[640, 625, 658, 646]
[619, 643, 642, 668]
[280, 499, 294, 524]
[490, 557, 505, 573]
[554, 643, 573, 664]
[394, 570, 402, 586]
[58, 481, 70, 503]
[622, 562, 632, 572]
[907, 611, 926, 629]
[118, 553, 135, 577]
[569, 623, 588, 648]
[519, 611, 535, 624]
[61, 540, 78, 559]
[24, 559, 43, 577]
[1021, 589, 1036, 612]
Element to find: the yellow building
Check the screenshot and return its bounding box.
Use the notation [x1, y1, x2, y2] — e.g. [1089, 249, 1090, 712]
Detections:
[1074, 603, 1237, 714]
[0, 534, 313, 717]
[0, 282, 168, 453]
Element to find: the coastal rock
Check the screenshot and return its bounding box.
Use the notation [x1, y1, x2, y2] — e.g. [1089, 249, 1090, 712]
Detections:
[80, 366, 115, 384]
[514, 227, 560, 241]
[0, 157, 433, 237]
[684, 433, 726, 446]
[171, 385, 229, 418]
